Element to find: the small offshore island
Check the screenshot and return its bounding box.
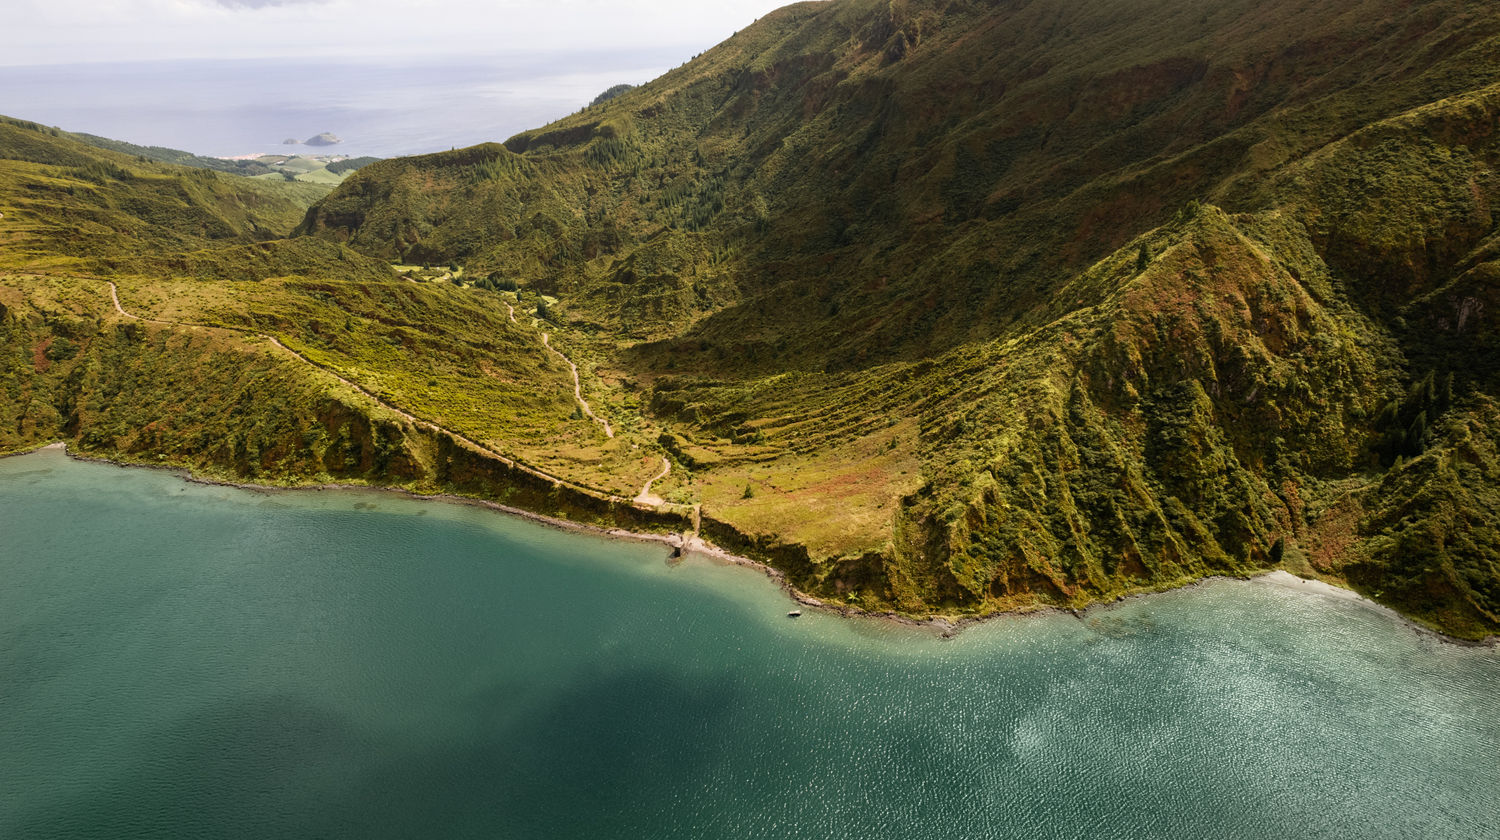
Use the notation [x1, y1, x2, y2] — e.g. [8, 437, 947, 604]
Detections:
[5, 0, 1500, 833]
[2, 5, 1499, 630]
[2, 446, 1498, 838]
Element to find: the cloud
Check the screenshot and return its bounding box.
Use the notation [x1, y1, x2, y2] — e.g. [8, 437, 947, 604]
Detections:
[4, 0, 792, 66]
[208, 0, 328, 8]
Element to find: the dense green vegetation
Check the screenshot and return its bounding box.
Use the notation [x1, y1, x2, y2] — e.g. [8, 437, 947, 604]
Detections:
[325, 156, 382, 175]
[589, 84, 636, 107]
[5, 0, 1500, 637]
[0, 116, 329, 265]
[0, 119, 677, 530]
[296, 0, 1500, 638]
[66, 127, 278, 176]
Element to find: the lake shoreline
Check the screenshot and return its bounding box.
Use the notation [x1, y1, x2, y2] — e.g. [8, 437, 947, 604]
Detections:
[11, 441, 1494, 648]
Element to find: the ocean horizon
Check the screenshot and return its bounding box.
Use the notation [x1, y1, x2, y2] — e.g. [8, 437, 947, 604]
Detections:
[0, 51, 684, 159]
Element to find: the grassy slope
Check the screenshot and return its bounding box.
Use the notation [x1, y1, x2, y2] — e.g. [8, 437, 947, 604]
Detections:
[0, 275, 682, 538]
[300, 0, 1500, 359]
[65, 127, 377, 184]
[297, 0, 1500, 637]
[67, 130, 276, 177]
[0, 118, 678, 526]
[0, 116, 329, 267]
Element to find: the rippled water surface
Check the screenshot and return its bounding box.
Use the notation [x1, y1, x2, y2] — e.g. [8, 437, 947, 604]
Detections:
[2, 449, 1497, 839]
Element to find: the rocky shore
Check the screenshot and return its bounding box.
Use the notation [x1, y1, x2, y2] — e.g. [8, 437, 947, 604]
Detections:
[8, 441, 1493, 648]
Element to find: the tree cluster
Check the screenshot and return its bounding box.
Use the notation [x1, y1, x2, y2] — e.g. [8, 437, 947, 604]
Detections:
[1373, 370, 1454, 465]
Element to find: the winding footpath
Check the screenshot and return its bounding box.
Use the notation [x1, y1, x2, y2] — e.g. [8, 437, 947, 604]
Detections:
[504, 300, 613, 438]
[540, 332, 614, 438]
[108, 283, 174, 326]
[105, 282, 662, 505]
[634, 456, 671, 506]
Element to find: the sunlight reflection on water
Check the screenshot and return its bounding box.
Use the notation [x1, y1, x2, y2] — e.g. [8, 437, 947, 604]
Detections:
[2, 448, 1497, 839]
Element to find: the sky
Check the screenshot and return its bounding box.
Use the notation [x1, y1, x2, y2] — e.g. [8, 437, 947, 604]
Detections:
[0, 0, 799, 156]
[2, 0, 795, 66]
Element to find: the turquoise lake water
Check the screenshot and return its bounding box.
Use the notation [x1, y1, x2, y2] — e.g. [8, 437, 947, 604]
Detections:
[2, 448, 1497, 838]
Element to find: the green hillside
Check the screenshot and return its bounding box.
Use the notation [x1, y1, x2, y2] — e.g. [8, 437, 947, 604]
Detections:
[298, 0, 1500, 638]
[68, 131, 278, 176]
[0, 116, 332, 265]
[4, 0, 1499, 637]
[66, 128, 379, 184]
[0, 117, 682, 535]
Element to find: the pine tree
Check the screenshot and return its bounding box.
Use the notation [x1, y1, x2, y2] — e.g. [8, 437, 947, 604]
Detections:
[1375, 400, 1399, 430]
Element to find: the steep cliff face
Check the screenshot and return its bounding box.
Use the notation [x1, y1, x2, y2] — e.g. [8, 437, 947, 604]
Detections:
[301, 0, 1500, 365]
[1, 278, 420, 481]
[291, 0, 1500, 636]
[783, 189, 1499, 637]
[5, 0, 1499, 637]
[0, 276, 685, 537]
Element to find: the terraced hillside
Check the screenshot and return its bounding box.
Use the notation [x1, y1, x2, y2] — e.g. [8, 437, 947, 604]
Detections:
[0, 118, 684, 535]
[298, 0, 1500, 638]
[4, 0, 1499, 636]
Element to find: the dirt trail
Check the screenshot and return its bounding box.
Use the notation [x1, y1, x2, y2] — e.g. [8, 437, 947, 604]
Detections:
[104, 282, 637, 504]
[539, 332, 614, 438]
[109, 283, 173, 325]
[634, 456, 670, 506]
[505, 297, 612, 440]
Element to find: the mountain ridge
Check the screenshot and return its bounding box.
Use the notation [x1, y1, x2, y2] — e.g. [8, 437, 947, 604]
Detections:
[296, 0, 1500, 636]
[4, 0, 1499, 637]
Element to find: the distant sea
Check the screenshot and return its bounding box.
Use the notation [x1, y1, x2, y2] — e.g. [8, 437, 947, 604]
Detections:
[0, 51, 681, 159]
